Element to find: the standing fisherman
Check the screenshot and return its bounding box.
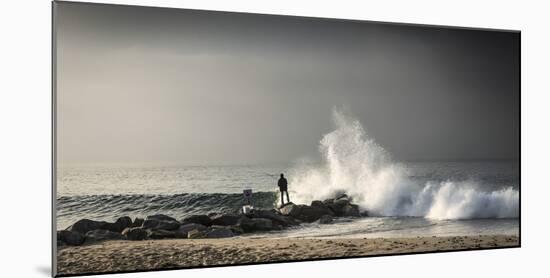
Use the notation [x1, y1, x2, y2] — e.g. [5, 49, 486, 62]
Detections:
[278, 173, 290, 206]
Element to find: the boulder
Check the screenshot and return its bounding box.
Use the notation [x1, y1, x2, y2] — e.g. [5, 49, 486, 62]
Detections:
[122, 227, 149, 240]
[57, 230, 85, 246]
[182, 215, 211, 226]
[341, 204, 360, 217]
[336, 194, 351, 202]
[327, 199, 351, 216]
[67, 219, 108, 234]
[237, 217, 274, 233]
[250, 209, 298, 227]
[175, 223, 207, 238]
[280, 202, 333, 222]
[156, 220, 180, 230]
[278, 203, 303, 218]
[103, 216, 132, 233]
[84, 229, 124, 244]
[148, 229, 176, 239]
[130, 217, 144, 228]
[210, 214, 241, 226]
[205, 226, 234, 238]
[311, 200, 328, 209]
[319, 215, 333, 224]
[145, 214, 177, 222]
[142, 219, 160, 229]
[360, 210, 369, 217]
[142, 219, 180, 230]
[297, 205, 334, 222]
[229, 225, 245, 235]
[187, 229, 206, 239]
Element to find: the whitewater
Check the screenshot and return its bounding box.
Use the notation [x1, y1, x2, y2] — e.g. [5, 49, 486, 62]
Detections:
[290, 109, 519, 220]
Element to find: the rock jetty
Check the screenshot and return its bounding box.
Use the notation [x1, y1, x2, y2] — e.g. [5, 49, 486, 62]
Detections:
[57, 194, 366, 247]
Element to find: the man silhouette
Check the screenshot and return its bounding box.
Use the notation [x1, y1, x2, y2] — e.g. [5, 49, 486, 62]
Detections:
[278, 173, 290, 206]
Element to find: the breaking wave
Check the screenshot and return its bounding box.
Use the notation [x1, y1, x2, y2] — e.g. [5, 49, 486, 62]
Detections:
[290, 108, 519, 220]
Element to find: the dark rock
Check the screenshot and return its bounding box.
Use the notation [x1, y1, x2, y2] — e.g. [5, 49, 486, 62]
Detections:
[142, 219, 160, 229]
[319, 215, 333, 224]
[187, 229, 206, 239]
[145, 214, 177, 222]
[210, 214, 241, 226]
[311, 200, 328, 209]
[148, 229, 176, 239]
[122, 227, 150, 240]
[67, 219, 109, 234]
[341, 204, 360, 217]
[237, 217, 274, 233]
[57, 230, 85, 246]
[336, 194, 351, 201]
[157, 220, 180, 230]
[327, 199, 351, 216]
[142, 219, 180, 230]
[297, 205, 334, 222]
[84, 229, 124, 244]
[229, 225, 245, 235]
[205, 226, 234, 238]
[175, 223, 207, 238]
[103, 216, 133, 233]
[115, 216, 133, 230]
[280, 202, 333, 222]
[251, 209, 298, 227]
[278, 203, 303, 218]
[182, 215, 211, 226]
[130, 217, 144, 228]
[360, 210, 369, 217]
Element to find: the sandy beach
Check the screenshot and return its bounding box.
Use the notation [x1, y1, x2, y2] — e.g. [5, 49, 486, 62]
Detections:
[56, 235, 518, 275]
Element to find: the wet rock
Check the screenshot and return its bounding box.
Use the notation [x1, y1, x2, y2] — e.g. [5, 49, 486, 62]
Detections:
[57, 230, 85, 246]
[210, 214, 241, 226]
[130, 217, 144, 228]
[342, 204, 360, 217]
[84, 229, 124, 244]
[278, 203, 302, 217]
[326, 199, 351, 216]
[142, 219, 180, 230]
[182, 215, 211, 226]
[237, 217, 274, 232]
[205, 226, 234, 238]
[279, 202, 333, 222]
[229, 225, 245, 235]
[311, 200, 328, 210]
[187, 229, 206, 239]
[148, 229, 176, 239]
[103, 216, 132, 233]
[319, 215, 333, 224]
[175, 223, 207, 238]
[67, 219, 109, 234]
[251, 209, 298, 227]
[298, 205, 334, 222]
[145, 214, 177, 222]
[122, 227, 149, 240]
[336, 194, 351, 201]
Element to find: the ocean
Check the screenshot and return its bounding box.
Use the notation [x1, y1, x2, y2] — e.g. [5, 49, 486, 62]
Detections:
[56, 161, 519, 238]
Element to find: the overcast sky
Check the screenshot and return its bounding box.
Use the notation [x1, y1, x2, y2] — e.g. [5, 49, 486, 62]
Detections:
[55, 2, 519, 166]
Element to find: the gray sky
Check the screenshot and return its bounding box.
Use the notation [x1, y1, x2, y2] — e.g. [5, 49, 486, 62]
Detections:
[55, 2, 519, 166]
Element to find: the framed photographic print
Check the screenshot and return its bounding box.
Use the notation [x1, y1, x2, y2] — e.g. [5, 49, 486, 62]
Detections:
[53, 1, 520, 276]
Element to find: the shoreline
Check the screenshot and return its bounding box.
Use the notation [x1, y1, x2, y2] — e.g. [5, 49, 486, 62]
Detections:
[57, 234, 519, 275]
